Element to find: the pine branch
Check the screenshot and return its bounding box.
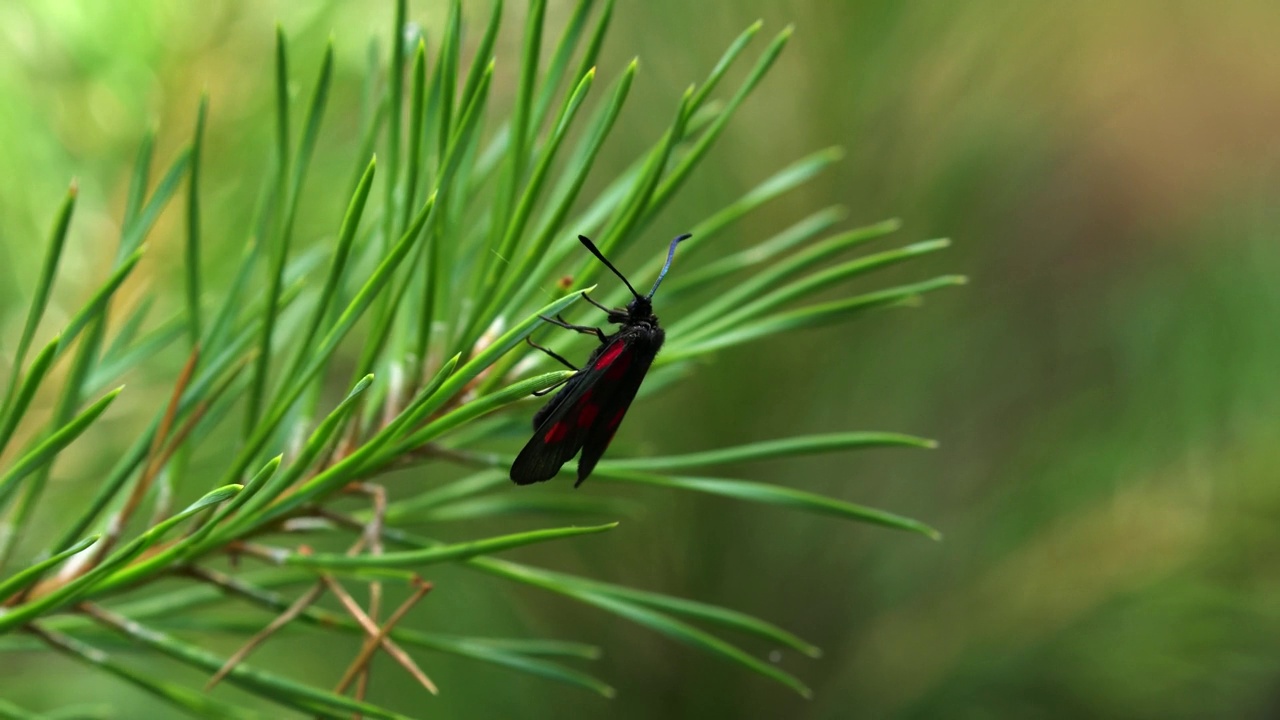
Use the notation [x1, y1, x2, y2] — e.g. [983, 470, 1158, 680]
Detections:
[0, 1, 959, 714]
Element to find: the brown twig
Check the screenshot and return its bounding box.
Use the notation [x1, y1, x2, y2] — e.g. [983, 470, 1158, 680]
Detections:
[200, 537, 368, 690]
[320, 574, 437, 695]
[333, 577, 433, 695]
[349, 482, 388, 706]
[81, 348, 199, 568]
[137, 347, 200, 489]
[204, 581, 326, 690]
[29, 353, 231, 602]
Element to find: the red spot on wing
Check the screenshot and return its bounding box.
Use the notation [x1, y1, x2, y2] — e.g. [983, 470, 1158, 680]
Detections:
[544, 422, 568, 443]
[594, 343, 626, 371]
[592, 343, 632, 380]
[606, 352, 631, 378]
[577, 402, 599, 427]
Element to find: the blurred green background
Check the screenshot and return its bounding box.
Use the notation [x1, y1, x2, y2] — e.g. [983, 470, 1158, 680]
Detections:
[4, 1, 1280, 718]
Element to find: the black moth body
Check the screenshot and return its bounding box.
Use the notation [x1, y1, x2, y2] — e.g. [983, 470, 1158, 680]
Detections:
[510, 233, 691, 487]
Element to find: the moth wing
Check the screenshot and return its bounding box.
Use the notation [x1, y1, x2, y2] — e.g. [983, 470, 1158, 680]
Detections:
[509, 334, 631, 485]
[575, 331, 661, 486]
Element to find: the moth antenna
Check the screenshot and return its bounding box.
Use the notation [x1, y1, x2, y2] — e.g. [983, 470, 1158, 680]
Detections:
[578, 235, 641, 299]
[647, 233, 693, 298]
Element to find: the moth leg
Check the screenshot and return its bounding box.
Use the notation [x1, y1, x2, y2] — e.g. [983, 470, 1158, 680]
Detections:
[532, 376, 573, 396]
[540, 314, 607, 343]
[525, 337, 579, 371]
[582, 292, 615, 314]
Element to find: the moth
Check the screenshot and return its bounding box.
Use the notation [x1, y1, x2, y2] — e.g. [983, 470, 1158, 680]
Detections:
[510, 233, 691, 487]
